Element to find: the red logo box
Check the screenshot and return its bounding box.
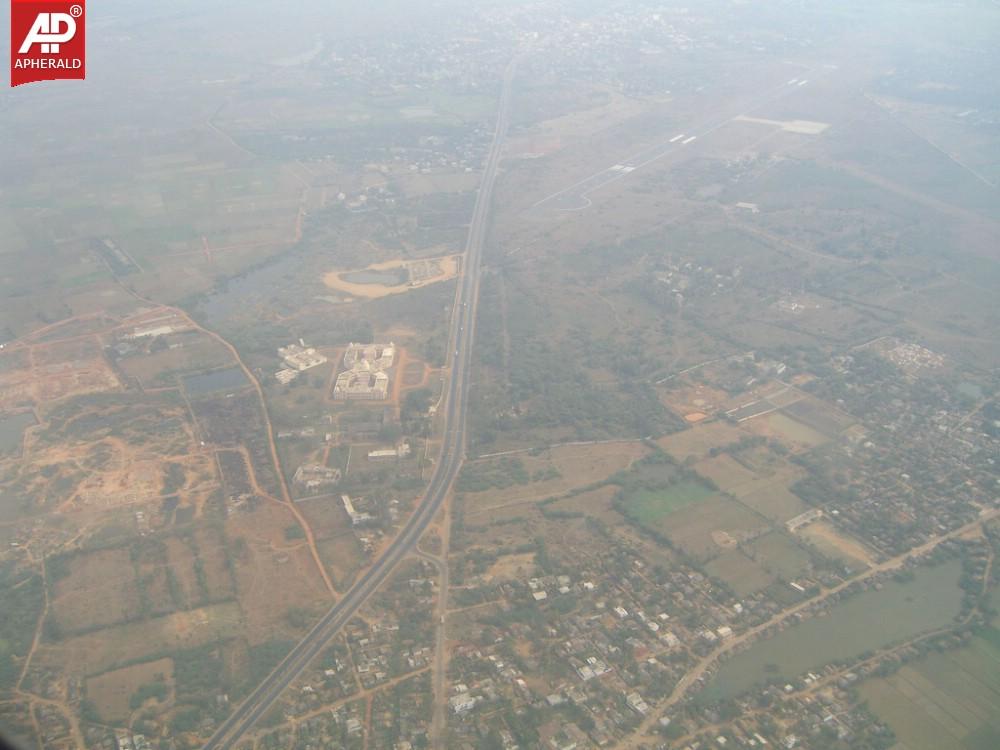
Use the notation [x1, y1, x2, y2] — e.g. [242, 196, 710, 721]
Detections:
[10, 0, 85, 87]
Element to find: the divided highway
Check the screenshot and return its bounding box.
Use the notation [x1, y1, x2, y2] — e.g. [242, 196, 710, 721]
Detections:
[202, 58, 518, 750]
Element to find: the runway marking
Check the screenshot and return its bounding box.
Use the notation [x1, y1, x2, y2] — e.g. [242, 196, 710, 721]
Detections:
[532, 65, 829, 211]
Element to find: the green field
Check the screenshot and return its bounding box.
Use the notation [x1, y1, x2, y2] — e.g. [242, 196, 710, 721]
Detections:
[624, 480, 716, 524]
[861, 626, 1000, 750]
[698, 561, 964, 702]
[858, 576, 1000, 750]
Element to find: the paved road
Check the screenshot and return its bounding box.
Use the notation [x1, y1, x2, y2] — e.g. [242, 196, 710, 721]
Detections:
[202, 58, 517, 750]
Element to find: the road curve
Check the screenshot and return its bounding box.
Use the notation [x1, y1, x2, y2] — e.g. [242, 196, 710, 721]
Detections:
[202, 57, 518, 750]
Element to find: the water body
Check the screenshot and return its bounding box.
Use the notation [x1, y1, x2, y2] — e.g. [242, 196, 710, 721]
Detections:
[699, 561, 964, 702]
[0, 412, 37, 453]
[198, 253, 299, 327]
[183, 367, 249, 396]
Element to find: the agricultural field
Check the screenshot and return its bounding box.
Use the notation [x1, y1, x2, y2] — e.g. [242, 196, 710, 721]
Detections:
[658, 495, 770, 561]
[84, 658, 175, 725]
[459, 441, 647, 523]
[620, 481, 718, 527]
[705, 550, 775, 596]
[860, 624, 1000, 750]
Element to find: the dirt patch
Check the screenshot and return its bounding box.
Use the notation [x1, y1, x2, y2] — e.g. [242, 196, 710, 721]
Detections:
[482, 552, 536, 582]
[799, 520, 876, 568]
[658, 382, 732, 417]
[322, 254, 460, 299]
[402, 361, 427, 387]
[225, 502, 332, 642]
[742, 412, 828, 452]
[711, 530, 738, 549]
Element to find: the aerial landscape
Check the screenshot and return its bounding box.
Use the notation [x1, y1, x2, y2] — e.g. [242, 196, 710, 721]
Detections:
[0, 1, 998, 750]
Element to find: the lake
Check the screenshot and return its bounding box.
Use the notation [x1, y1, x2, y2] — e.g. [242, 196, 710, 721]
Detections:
[698, 560, 964, 702]
[0, 411, 37, 453]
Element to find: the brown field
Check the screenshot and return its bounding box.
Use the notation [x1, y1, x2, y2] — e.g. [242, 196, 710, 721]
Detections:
[322, 254, 460, 299]
[693, 454, 758, 492]
[225, 502, 331, 642]
[657, 381, 732, 418]
[165, 536, 203, 609]
[661, 496, 770, 561]
[508, 84, 648, 155]
[482, 552, 536, 582]
[37, 601, 243, 676]
[70, 452, 162, 507]
[0, 348, 120, 409]
[656, 421, 747, 462]
[117, 333, 234, 387]
[745, 532, 813, 580]
[742, 412, 829, 451]
[85, 657, 174, 723]
[798, 520, 876, 569]
[463, 441, 647, 520]
[296, 496, 352, 538]
[738, 480, 811, 523]
[41, 435, 210, 512]
[781, 396, 856, 438]
[401, 360, 427, 387]
[186, 526, 238, 602]
[705, 550, 774, 596]
[467, 501, 541, 528]
[51, 547, 140, 634]
[543, 484, 622, 526]
[317, 533, 364, 591]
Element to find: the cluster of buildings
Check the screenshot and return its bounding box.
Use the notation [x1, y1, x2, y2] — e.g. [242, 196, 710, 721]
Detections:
[802, 348, 996, 556]
[367, 442, 411, 461]
[333, 342, 395, 401]
[340, 494, 377, 526]
[292, 463, 341, 490]
[276, 341, 328, 384]
[123, 311, 189, 340]
[444, 536, 860, 749]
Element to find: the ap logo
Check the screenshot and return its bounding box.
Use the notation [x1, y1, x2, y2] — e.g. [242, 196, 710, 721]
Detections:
[10, 1, 86, 87]
[19, 12, 78, 54]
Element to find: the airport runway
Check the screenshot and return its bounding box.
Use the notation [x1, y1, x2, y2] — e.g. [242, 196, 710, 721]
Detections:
[532, 69, 829, 212]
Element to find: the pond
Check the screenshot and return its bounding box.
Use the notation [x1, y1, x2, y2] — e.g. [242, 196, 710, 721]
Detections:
[698, 560, 965, 702]
[183, 367, 249, 396]
[0, 411, 36, 453]
[197, 251, 301, 327]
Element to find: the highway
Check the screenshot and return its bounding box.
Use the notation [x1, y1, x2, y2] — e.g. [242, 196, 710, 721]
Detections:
[201, 57, 517, 750]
